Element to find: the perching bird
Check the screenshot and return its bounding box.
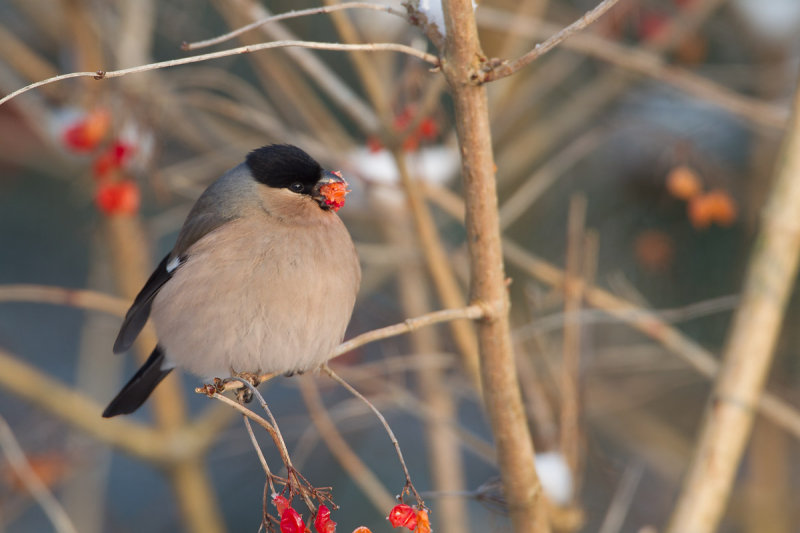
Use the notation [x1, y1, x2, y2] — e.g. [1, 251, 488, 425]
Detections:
[103, 144, 361, 417]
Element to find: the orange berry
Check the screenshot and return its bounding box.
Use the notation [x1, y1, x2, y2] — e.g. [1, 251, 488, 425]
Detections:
[705, 189, 737, 226]
[666, 165, 702, 200]
[688, 194, 714, 229]
[95, 180, 140, 216]
[634, 229, 675, 271]
[416, 509, 431, 533]
[62, 108, 110, 152]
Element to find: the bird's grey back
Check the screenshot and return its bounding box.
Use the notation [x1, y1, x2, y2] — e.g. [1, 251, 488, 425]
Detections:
[172, 163, 258, 259]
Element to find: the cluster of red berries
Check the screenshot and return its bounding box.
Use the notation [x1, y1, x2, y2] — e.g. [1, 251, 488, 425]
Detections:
[273, 495, 431, 533]
[367, 107, 439, 153]
[60, 107, 140, 216]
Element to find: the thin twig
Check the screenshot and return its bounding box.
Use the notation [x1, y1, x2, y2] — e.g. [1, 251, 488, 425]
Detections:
[297, 376, 396, 513]
[597, 462, 645, 533]
[243, 415, 274, 484]
[0, 41, 439, 107]
[242, 414, 277, 531]
[184, 3, 405, 50]
[477, 7, 787, 129]
[204, 392, 293, 469]
[202, 305, 487, 394]
[322, 364, 424, 507]
[0, 415, 78, 533]
[478, 0, 622, 83]
[333, 304, 485, 357]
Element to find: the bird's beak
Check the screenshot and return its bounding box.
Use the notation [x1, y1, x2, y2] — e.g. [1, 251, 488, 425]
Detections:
[313, 170, 350, 211]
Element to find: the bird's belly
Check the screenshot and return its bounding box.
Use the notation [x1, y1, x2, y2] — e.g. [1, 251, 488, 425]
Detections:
[149, 220, 358, 379]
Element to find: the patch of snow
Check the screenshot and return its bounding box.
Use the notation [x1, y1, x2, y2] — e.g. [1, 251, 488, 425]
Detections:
[535, 451, 573, 506]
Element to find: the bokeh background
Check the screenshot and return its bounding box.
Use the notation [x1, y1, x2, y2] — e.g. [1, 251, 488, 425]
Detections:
[1, 0, 799, 532]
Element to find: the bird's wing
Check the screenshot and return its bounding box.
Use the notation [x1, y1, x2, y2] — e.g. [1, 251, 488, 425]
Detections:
[113, 254, 181, 353]
[103, 345, 173, 417]
[113, 209, 237, 354]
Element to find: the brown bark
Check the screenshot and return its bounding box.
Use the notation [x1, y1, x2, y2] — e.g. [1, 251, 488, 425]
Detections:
[440, 2, 550, 531]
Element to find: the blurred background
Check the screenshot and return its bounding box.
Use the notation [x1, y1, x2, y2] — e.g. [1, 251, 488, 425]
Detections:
[1, 0, 799, 532]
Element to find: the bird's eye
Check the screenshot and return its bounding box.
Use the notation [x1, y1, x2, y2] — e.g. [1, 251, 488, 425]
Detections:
[289, 182, 305, 193]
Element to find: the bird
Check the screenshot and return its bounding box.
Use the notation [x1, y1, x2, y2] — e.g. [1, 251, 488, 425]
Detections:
[103, 144, 361, 417]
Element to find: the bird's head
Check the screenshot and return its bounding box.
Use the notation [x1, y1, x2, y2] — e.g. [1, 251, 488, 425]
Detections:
[246, 144, 351, 214]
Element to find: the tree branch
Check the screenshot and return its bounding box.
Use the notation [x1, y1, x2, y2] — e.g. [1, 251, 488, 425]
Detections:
[184, 2, 405, 50]
[438, 0, 550, 530]
[0, 41, 439, 107]
[333, 304, 485, 357]
[477, 0, 622, 83]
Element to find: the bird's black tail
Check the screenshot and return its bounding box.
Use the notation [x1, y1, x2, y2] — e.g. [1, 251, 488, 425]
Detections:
[102, 346, 173, 417]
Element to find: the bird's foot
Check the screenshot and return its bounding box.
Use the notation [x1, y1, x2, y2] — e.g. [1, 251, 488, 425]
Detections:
[231, 371, 262, 404]
[233, 371, 262, 387]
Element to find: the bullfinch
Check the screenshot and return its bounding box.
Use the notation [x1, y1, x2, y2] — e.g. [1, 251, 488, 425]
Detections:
[103, 144, 361, 417]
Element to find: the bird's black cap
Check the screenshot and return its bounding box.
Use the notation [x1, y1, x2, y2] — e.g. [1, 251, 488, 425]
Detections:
[246, 144, 323, 194]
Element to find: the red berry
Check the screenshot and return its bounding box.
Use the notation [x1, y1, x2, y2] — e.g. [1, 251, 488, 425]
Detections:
[62, 108, 110, 152]
[314, 504, 336, 533]
[388, 504, 418, 530]
[95, 180, 140, 215]
[417, 117, 438, 140]
[273, 494, 291, 515]
[280, 508, 306, 533]
[367, 136, 384, 153]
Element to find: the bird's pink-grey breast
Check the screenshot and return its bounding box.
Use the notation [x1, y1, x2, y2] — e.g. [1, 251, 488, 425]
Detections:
[103, 144, 360, 417]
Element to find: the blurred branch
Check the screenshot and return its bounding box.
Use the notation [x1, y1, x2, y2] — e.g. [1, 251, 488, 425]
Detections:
[0, 415, 78, 533]
[560, 196, 587, 482]
[477, 0, 622, 83]
[0, 25, 59, 94]
[0, 284, 129, 316]
[477, 8, 788, 130]
[392, 149, 483, 389]
[597, 462, 644, 533]
[0, 40, 439, 107]
[184, 2, 405, 50]
[388, 208, 470, 533]
[667, 75, 800, 533]
[0, 348, 165, 463]
[423, 182, 800, 445]
[503, 240, 800, 442]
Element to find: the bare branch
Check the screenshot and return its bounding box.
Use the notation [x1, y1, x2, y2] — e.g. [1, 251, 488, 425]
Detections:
[0, 41, 439, 107]
[184, 2, 406, 50]
[323, 364, 423, 507]
[478, 0, 623, 83]
[297, 376, 396, 513]
[333, 304, 485, 357]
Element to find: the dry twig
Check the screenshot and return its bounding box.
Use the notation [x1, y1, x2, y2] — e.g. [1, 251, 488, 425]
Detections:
[184, 2, 405, 50]
[0, 41, 438, 107]
[477, 0, 622, 83]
